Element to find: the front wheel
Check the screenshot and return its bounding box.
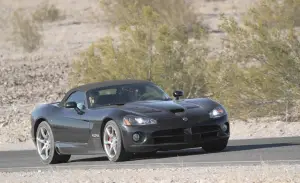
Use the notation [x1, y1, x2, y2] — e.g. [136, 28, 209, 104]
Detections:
[202, 138, 228, 153]
[103, 120, 132, 162]
[36, 121, 71, 164]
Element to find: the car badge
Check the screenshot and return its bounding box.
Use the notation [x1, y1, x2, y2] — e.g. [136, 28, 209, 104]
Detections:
[184, 128, 192, 135]
[182, 117, 188, 121]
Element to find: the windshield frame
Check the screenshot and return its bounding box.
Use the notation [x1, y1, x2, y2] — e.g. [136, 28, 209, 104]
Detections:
[86, 83, 171, 109]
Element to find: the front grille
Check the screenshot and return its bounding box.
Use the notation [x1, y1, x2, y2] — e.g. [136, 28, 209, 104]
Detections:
[152, 128, 185, 144]
[152, 128, 184, 137]
[192, 125, 220, 134]
[202, 132, 218, 138]
[151, 125, 221, 144]
[153, 136, 185, 144]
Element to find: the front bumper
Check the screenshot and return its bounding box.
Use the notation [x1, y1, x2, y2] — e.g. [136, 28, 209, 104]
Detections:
[120, 116, 230, 153]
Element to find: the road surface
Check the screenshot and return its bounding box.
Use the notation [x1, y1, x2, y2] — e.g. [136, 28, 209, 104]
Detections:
[1, 137, 300, 172]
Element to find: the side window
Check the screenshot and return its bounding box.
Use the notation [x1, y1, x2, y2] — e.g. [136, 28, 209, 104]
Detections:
[66, 91, 86, 105]
[99, 88, 117, 95]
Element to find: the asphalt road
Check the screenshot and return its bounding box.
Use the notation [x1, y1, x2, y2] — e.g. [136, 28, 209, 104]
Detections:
[1, 136, 300, 172]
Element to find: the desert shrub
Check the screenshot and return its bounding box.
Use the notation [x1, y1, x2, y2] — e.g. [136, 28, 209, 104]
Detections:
[99, 0, 207, 28]
[209, 0, 300, 120]
[70, 0, 209, 97]
[32, 1, 64, 23]
[11, 9, 43, 52]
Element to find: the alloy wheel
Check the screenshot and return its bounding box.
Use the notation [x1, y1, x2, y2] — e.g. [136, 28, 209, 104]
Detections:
[103, 125, 118, 158]
[36, 127, 51, 160]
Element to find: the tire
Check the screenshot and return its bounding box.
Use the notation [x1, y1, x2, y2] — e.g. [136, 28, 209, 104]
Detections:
[36, 121, 71, 164]
[103, 120, 132, 162]
[202, 138, 228, 153]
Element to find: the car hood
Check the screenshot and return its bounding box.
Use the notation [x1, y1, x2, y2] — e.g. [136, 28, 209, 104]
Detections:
[120, 98, 221, 119]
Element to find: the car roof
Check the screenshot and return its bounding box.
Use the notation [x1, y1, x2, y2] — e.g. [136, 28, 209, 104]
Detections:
[72, 79, 153, 92]
[61, 79, 153, 104]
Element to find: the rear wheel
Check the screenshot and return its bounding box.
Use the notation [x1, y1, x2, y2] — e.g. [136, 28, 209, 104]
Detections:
[103, 120, 132, 162]
[202, 138, 228, 153]
[36, 121, 71, 164]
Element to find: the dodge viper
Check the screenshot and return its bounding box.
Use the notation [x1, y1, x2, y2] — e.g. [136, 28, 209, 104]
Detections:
[30, 79, 230, 164]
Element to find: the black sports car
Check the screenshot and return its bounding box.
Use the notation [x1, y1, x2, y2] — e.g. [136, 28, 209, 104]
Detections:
[30, 79, 230, 164]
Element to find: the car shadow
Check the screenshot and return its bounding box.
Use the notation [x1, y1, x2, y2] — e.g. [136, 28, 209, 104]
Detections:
[69, 156, 108, 163]
[130, 142, 299, 161]
[68, 142, 299, 163]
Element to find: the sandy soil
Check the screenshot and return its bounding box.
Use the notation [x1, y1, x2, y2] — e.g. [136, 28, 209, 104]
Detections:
[1, 164, 300, 183]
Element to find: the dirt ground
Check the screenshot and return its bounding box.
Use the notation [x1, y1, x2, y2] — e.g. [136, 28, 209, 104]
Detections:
[1, 164, 300, 183]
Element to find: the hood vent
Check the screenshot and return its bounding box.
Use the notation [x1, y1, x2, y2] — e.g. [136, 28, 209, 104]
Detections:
[169, 108, 185, 114]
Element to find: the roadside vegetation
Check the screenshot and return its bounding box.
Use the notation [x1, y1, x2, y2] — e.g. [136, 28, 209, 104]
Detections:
[10, 9, 43, 52]
[10, 1, 63, 52]
[69, 0, 300, 121]
[70, 0, 210, 98]
[208, 0, 300, 120]
[32, 1, 65, 23]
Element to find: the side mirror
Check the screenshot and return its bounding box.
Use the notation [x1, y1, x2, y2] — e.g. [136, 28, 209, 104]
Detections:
[173, 90, 184, 100]
[65, 101, 77, 108]
[65, 101, 85, 115]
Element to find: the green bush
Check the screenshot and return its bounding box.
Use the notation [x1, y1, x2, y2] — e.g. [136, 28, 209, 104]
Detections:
[70, 0, 209, 97]
[209, 0, 300, 120]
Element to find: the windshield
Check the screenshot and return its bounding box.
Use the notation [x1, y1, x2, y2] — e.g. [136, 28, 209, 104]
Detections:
[87, 83, 171, 108]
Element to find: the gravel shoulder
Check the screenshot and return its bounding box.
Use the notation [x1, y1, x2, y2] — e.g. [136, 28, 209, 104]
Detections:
[1, 164, 299, 183]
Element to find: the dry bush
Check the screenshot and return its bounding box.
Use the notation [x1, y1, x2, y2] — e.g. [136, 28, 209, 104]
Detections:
[70, 0, 209, 97]
[10, 9, 43, 52]
[32, 1, 65, 23]
[208, 0, 300, 120]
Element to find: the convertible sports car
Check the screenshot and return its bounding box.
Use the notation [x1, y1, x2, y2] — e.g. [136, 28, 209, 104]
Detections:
[30, 79, 230, 164]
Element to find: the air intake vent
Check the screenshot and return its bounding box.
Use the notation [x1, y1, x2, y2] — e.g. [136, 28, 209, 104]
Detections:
[170, 108, 185, 113]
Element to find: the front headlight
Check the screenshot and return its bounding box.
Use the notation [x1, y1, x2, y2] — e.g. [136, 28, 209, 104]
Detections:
[123, 115, 157, 126]
[209, 106, 226, 118]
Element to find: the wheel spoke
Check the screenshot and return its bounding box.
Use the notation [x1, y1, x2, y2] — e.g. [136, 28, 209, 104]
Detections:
[45, 147, 49, 158]
[106, 128, 112, 137]
[41, 144, 46, 153]
[110, 129, 114, 138]
[109, 145, 114, 155]
[104, 140, 111, 145]
[112, 144, 117, 155]
[41, 128, 47, 139]
[37, 137, 45, 144]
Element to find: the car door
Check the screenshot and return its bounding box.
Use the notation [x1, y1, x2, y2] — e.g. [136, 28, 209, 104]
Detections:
[53, 91, 91, 144]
